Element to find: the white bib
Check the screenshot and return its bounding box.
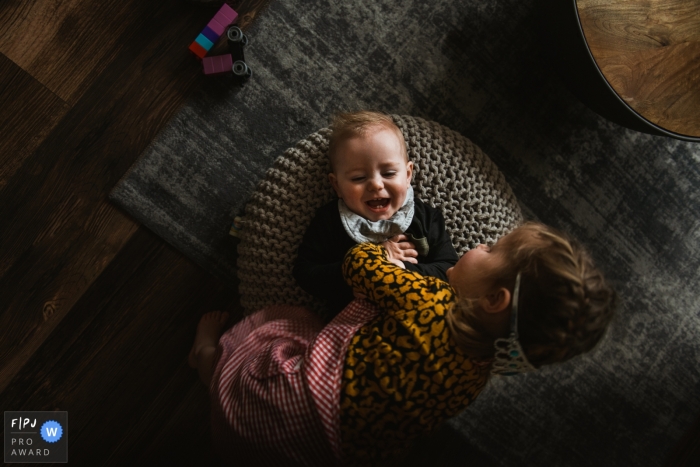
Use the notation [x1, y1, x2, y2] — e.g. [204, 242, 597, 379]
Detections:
[338, 185, 415, 244]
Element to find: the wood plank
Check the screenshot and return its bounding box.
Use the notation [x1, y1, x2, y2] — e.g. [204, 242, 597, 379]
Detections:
[0, 0, 271, 104]
[0, 226, 241, 464]
[0, 202, 138, 393]
[0, 0, 132, 103]
[231, 0, 274, 30]
[0, 0, 273, 461]
[110, 376, 226, 466]
[0, 1, 210, 391]
[0, 53, 69, 190]
[0, 0, 173, 104]
[103, 367, 216, 466]
[577, 0, 700, 136]
[137, 385, 224, 466]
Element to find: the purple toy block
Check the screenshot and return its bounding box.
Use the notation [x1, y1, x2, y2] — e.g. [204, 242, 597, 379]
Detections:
[216, 3, 238, 25]
[207, 17, 228, 36]
[202, 56, 216, 75]
[201, 25, 219, 44]
[202, 54, 233, 75]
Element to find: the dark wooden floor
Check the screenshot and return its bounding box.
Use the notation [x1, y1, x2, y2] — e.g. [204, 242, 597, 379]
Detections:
[0, 1, 697, 466]
[0, 1, 253, 465]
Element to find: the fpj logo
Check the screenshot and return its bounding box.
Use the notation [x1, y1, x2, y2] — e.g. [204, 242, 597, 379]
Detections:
[4, 411, 68, 463]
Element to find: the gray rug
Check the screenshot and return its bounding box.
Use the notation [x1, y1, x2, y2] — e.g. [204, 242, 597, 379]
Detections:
[110, 0, 700, 465]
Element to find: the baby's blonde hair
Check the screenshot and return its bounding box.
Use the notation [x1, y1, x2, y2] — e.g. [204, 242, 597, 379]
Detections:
[447, 222, 617, 368]
[327, 110, 408, 171]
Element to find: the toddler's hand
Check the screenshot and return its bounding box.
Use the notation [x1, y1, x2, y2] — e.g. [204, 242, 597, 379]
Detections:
[382, 235, 418, 265]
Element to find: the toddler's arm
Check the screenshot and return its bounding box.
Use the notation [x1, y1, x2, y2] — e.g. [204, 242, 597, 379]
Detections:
[342, 242, 451, 313]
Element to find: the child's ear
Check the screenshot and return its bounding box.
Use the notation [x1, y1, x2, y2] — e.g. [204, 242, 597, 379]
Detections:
[328, 173, 341, 198]
[406, 161, 414, 182]
[479, 287, 511, 314]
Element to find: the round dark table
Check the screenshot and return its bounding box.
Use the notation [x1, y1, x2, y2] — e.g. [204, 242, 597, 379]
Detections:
[542, 0, 700, 142]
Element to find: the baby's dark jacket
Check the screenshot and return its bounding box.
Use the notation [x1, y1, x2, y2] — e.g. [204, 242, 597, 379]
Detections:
[292, 197, 459, 318]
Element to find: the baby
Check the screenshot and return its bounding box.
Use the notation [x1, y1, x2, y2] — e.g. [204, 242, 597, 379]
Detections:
[293, 110, 459, 317]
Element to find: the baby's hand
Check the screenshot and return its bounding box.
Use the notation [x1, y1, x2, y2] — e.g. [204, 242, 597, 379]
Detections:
[382, 235, 418, 265]
[388, 258, 406, 269]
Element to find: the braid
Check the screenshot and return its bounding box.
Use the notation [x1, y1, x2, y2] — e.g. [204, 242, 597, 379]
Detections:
[509, 224, 617, 367]
[444, 222, 616, 367]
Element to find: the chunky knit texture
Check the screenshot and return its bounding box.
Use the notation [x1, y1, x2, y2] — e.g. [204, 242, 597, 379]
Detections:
[237, 115, 522, 314]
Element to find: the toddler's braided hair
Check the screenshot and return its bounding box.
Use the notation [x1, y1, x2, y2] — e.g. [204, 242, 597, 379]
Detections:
[498, 222, 617, 367]
[447, 222, 617, 368]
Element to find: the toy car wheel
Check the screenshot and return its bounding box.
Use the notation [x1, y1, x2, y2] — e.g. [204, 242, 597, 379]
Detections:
[227, 26, 244, 43]
[232, 61, 252, 79]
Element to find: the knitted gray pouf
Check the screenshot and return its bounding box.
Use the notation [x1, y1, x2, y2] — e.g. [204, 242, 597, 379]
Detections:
[237, 115, 523, 314]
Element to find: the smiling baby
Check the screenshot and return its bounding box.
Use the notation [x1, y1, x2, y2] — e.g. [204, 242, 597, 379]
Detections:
[292, 110, 459, 319]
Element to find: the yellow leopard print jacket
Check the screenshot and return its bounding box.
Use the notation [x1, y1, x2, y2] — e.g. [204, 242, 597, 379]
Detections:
[339, 243, 490, 466]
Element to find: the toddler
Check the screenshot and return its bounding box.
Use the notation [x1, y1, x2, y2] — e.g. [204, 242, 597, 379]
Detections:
[190, 222, 617, 466]
[293, 110, 459, 318]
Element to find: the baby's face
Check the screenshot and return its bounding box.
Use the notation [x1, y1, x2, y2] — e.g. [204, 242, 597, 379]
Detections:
[329, 126, 413, 222]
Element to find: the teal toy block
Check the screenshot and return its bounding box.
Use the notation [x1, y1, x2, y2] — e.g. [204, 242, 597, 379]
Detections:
[195, 33, 214, 52]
